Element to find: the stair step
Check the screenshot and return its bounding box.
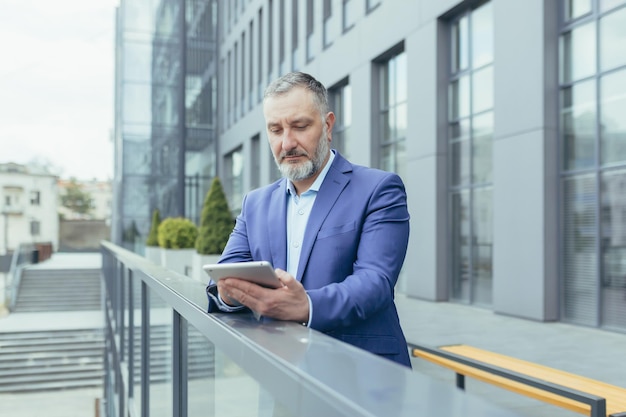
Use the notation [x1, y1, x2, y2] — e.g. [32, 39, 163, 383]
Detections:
[0, 332, 103, 343]
[0, 363, 103, 379]
[14, 305, 99, 313]
[0, 356, 103, 370]
[0, 328, 102, 339]
[0, 378, 104, 393]
[0, 341, 104, 354]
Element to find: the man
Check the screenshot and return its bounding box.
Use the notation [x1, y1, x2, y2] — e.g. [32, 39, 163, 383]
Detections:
[206, 72, 411, 367]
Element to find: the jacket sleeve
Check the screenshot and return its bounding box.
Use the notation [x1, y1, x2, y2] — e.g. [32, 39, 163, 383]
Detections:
[205, 282, 248, 313]
[306, 172, 410, 332]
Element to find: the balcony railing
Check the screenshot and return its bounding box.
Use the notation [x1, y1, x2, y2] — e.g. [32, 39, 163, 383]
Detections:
[101, 240, 524, 417]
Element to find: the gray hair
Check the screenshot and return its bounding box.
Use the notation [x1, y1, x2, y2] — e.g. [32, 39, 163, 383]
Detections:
[263, 72, 330, 119]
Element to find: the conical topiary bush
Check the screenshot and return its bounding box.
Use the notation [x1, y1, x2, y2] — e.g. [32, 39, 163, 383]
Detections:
[146, 209, 161, 247]
[195, 177, 235, 255]
[144, 209, 162, 264]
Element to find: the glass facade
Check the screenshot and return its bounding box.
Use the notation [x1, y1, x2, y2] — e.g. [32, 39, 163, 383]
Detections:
[377, 49, 407, 179]
[114, 0, 218, 252]
[560, 0, 626, 331]
[448, 1, 494, 306]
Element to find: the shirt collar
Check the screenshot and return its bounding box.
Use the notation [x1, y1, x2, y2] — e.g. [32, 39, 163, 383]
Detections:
[286, 150, 336, 196]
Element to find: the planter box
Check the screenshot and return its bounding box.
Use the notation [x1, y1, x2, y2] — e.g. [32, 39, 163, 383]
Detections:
[144, 246, 161, 265]
[161, 248, 195, 276]
[192, 252, 221, 283]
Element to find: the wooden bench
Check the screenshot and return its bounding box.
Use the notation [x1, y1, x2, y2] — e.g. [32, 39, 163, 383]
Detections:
[409, 343, 626, 417]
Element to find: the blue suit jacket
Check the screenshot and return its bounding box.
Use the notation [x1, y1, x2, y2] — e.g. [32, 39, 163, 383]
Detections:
[207, 152, 411, 367]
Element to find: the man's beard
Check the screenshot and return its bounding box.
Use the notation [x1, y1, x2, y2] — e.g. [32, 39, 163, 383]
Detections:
[275, 131, 330, 182]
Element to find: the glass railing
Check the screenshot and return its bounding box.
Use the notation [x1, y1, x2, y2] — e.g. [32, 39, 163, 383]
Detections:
[101, 240, 524, 417]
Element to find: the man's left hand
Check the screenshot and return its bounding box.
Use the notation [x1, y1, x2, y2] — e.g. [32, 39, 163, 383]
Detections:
[218, 268, 310, 324]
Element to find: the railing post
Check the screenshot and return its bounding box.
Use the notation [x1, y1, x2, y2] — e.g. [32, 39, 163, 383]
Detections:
[141, 281, 149, 417]
[456, 373, 465, 390]
[173, 311, 188, 417]
[119, 266, 126, 363]
[128, 270, 135, 400]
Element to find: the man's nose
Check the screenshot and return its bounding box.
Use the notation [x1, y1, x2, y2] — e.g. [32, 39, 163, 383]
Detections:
[281, 129, 297, 150]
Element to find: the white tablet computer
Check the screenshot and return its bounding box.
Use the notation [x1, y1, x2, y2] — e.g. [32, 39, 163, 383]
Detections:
[203, 261, 283, 289]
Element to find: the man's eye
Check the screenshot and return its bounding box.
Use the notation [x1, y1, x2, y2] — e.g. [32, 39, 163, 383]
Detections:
[294, 125, 307, 130]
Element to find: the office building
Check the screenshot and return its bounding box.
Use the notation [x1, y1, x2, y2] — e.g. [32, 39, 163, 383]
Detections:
[113, 0, 219, 253]
[114, 0, 626, 332]
[0, 162, 59, 255]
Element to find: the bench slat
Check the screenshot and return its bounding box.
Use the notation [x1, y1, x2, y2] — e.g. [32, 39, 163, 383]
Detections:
[439, 345, 626, 416]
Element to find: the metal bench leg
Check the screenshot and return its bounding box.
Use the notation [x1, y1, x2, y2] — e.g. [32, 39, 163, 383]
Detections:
[590, 398, 606, 417]
[456, 373, 465, 390]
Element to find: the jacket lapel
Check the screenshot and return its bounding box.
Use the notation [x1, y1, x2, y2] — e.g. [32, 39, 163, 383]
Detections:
[268, 180, 288, 270]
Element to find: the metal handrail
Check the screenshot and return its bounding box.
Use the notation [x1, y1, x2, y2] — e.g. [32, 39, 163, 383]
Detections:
[4, 243, 35, 310]
[101, 240, 527, 417]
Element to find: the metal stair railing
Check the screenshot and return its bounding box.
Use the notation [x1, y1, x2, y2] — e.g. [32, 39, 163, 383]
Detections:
[4, 243, 36, 311]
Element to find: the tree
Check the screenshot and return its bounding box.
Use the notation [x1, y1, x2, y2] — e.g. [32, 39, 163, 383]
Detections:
[195, 177, 235, 255]
[60, 178, 93, 216]
[146, 209, 161, 247]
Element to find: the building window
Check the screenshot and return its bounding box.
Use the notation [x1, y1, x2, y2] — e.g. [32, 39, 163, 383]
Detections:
[234, 41, 239, 122]
[224, 147, 244, 215]
[30, 220, 40, 237]
[342, 0, 357, 32]
[447, 1, 494, 307]
[269, 149, 282, 183]
[279, 0, 286, 75]
[329, 80, 351, 158]
[291, 0, 300, 71]
[30, 191, 40, 205]
[323, 0, 336, 49]
[251, 134, 261, 189]
[375, 47, 407, 178]
[241, 32, 246, 117]
[366, 0, 382, 14]
[249, 20, 254, 110]
[258, 7, 264, 102]
[227, 52, 232, 127]
[306, 0, 315, 62]
[560, 0, 626, 331]
[268, 0, 274, 83]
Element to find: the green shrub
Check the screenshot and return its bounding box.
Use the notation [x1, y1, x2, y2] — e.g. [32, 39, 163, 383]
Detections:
[146, 209, 161, 247]
[157, 217, 199, 249]
[195, 177, 235, 255]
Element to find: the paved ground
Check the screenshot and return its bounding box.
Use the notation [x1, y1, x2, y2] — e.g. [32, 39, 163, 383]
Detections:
[1, 252, 625, 417]
[396, 294, 626, 417]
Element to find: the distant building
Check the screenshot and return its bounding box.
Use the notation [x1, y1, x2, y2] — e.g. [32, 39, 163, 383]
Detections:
[0, 162, 59, 255]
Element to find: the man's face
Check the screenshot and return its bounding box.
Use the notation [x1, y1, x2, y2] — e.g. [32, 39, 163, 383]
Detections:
[263, 87, 335, 182]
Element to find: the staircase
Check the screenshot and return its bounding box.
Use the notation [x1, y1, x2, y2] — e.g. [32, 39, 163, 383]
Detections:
[13, 268, 102, 312]
[1, 265, 214, 393]
[0, 328, 105, 393]
[0, 266, 105, 393]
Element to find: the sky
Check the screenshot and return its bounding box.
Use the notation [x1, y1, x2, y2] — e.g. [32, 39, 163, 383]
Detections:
[0, 0, 118, 181]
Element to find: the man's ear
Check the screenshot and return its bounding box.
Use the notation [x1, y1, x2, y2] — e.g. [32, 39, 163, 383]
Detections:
[325, 112, 336, 139]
